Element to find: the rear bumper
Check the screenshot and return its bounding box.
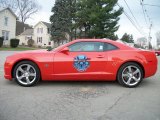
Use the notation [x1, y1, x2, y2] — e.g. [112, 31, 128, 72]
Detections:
[144, 59, 158, 78]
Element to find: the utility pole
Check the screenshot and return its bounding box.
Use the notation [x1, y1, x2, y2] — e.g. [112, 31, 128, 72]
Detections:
[141, 0, 152, 49]
[148, 23, 152, 49]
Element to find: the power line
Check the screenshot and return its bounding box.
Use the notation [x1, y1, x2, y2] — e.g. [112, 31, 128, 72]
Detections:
[143, 4, 160, 8]
[123, 0, 141, 28]
[140, 0, 148, 26]
[117, 3, 145, 35]
[140, 0, 153, 48]
[140, 0, 153, 26]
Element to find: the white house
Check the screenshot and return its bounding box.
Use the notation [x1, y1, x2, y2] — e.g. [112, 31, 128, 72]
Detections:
[33, 21, 53, 47]
[16, 29, 33, 45]
[16, 21, 70, 48]
[136, 37, 148, 48]
[0, 7, 17, 45]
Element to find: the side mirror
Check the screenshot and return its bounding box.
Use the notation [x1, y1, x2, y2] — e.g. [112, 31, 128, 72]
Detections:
[61, 47, 69, 53]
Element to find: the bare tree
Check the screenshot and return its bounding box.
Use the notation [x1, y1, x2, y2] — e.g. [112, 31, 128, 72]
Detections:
[16, 0, 40, 23]
[0, 0, 40, 23]
[156, 32, 160, 48]
[0, 0, 18, 12]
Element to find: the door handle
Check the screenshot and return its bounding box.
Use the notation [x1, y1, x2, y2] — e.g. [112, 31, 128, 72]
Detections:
[96, 55, 104, 58]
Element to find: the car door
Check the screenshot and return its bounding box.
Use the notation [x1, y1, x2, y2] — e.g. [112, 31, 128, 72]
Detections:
[53, 41, 108, 80]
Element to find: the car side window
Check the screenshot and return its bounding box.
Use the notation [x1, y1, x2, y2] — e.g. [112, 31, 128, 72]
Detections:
[69, 42, 104, 52]
[103, 43, 118, 51]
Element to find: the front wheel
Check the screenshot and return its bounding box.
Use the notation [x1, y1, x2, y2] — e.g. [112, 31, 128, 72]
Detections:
[117, 62, 143, 88]
[13, 61, 40, 87]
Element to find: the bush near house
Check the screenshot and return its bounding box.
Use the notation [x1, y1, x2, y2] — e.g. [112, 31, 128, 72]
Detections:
[27, 39, 34, 47]
[10, 39, 20, 48]
[0, 37, 4, 47]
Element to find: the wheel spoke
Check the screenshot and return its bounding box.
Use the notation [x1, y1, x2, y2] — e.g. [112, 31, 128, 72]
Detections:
[18, 75, 25, 80]
[133, 69, 140, 75]
[132, 76, 139, 82]
[128, 66, 132, 73]
[30, 73, 36, 77]
[26, 77, 31, 84]
[18, 67, 25, 73]
[126, 78, 132, 85]
[27, 65, 31, 71]
[122, 73, 129, 77]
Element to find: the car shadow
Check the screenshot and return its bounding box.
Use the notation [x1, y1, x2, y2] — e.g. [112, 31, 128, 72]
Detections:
[4, 78, 153, 88]
[38, 80, 119, 87]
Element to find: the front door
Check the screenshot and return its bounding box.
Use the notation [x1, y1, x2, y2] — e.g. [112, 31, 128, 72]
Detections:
[53, 41, 108, 80]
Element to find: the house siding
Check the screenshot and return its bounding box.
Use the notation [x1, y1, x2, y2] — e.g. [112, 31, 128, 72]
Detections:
[16, 35, 33, 45]
[33, 22, 53, 47]
[0, 9, 16, 45]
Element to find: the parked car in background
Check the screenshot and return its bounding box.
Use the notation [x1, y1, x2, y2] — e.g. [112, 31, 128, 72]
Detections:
[154, 50, 160, 56]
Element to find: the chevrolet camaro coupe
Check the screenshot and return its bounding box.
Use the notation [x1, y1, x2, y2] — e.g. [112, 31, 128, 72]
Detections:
[4, 39, 157, 87]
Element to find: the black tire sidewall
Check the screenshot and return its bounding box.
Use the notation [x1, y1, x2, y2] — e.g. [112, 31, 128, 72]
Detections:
[13, 61, 40, 87]
[117, 62, 143, 88]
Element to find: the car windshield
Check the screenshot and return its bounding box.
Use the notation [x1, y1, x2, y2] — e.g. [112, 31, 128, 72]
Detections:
[49, 43, 67, 51]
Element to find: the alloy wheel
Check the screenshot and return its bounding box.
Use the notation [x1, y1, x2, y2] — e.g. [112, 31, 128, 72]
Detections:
[16, 64, 37, 85]
[122, 65, 141, 86]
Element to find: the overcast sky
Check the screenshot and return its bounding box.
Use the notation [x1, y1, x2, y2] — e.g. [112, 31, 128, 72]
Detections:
[26, 0, 160, 47]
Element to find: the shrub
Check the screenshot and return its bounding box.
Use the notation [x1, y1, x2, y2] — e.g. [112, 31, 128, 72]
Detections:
[46, 46, 52, 49]
[38, 45, 41, 48]
[27, 39, 34, 47]
[10, 38, 20, 48]
[46, 46, 53, 51]
[0, 37, 4, 47]
[22, 42, 25, 46]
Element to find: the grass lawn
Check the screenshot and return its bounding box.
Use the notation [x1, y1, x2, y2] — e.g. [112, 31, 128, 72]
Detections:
[0, 47, 40, 51]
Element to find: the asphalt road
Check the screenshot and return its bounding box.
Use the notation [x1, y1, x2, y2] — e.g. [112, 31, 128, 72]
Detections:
[0, 51, 160, 120]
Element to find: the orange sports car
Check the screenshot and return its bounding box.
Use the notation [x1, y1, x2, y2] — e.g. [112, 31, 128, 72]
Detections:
[4, 39, 157, 87]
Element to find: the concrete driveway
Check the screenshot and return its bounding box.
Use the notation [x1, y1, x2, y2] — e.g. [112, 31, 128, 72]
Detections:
[0, 51, 160, 120]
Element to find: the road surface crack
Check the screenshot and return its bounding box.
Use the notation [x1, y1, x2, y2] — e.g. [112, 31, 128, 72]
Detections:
[106, 89, 136, 112]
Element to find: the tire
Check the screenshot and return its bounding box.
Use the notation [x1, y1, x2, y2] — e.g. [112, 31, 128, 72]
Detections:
[13, 61, 40, 87]
[117, 62, 143, 88]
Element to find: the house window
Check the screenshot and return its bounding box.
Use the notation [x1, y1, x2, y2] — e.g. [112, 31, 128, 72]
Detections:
[4, 17, 8, 26]
[41, 37, 43, 43]
[41, 28, 43, 33]
[2, 31, 9, 40]
[47, 28, 50, 34]
[48, 42, 51, 45]
[37, 28, 39, 33]
[37, 37, 38, 43]
[26, 36, 32, 40]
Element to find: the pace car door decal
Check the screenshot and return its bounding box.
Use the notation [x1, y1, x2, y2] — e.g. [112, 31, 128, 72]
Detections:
[74, 55, 90, 72]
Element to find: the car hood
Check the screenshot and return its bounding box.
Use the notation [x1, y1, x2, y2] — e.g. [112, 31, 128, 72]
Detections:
[7, 49, 55, 59]
[18, 49, 49, 53]
[14, 49, 54, 55]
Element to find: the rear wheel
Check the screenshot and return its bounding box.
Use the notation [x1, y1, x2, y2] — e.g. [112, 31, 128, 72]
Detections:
[13, 61, 40, 87]
[117, 62, 143, 88]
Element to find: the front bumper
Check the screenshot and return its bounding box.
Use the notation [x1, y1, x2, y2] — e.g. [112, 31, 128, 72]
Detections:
[4, 60, 13, 80]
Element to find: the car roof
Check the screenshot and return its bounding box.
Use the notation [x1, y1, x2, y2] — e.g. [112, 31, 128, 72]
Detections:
[75, 39, 112, 42]
[54, 39, 135, 52]
[73, 39, 135, 50]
